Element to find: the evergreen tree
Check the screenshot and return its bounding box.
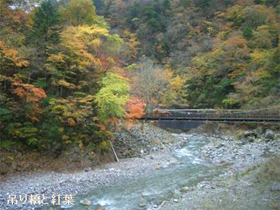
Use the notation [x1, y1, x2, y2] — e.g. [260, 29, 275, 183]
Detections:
[93, 0, 105, 15]
[30, 0, 61, 46]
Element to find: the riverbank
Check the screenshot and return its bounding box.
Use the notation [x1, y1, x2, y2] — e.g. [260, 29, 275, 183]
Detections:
[0, 123, 177, 178]
[161, 157, 280, 210]
[158, 123, 280, 210]
[161, 133, 280, 210]
[0, 149, 179, 210]
[0, 124, 184, 210]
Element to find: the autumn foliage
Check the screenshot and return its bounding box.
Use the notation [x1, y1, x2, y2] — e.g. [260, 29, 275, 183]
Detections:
[0, 0, 279, 152]
[0, 0, 128, 150]
[12, 82, 47, 103]
[126, 96, 146, 120]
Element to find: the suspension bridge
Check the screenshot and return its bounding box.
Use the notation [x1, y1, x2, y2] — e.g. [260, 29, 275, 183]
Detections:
[140, 106, 280, 123]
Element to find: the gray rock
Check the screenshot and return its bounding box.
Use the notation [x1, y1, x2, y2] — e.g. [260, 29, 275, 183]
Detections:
[244, 131, 257, 138]
[180, 186, 190, 193]
[139, 203, 146, 207]
[235, 139, 248, 146]
[0, 162, 9, 175]
[215, 143, 225, 149]
[271, 182, 280, 192]
[265, 129, 275, 140]
[83, 167, 92, 172]
[80, 199, 92, 206]
[248, 137, 255, 143]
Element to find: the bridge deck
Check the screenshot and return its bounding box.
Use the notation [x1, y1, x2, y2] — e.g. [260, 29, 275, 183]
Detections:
[140, 108, 280, 123]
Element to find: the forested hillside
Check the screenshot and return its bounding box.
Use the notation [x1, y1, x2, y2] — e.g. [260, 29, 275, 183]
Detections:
[95, 0, 280, 108]
[0, 0, 279, 152]
[0, 0, 144, 151]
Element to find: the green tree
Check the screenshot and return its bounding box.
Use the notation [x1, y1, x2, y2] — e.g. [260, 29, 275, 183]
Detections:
[93, 0, 105, 15]
[30, 0, 61, 46]
[95, 73, 130, 122]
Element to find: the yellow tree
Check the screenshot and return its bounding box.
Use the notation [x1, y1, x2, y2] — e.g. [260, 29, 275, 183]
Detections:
[62, 0, 97, 26]
[46, 25, 122, 97]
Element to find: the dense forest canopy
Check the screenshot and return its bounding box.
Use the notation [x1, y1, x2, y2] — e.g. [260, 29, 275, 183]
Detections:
[95, 0, 279, 109]
[0, 0, 279, 151]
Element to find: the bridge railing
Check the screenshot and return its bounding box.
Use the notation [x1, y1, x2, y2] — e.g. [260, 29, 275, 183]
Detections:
[142, 109, 280, 121]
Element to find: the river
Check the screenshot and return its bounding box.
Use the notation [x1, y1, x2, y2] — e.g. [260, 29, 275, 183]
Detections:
[55, 134, 221, 209]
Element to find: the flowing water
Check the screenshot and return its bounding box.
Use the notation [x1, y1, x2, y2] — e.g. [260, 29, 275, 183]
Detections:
[52, 134, 222, 210]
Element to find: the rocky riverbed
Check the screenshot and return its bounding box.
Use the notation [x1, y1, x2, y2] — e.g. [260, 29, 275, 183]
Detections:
[113, 123, 179, 158]
[161, 131, 280, 210]
[0, 149, 181, 210]
[1, 125, 280, 210]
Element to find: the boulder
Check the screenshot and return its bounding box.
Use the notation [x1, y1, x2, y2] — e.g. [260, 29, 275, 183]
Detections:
[244, 131, 257, 138]
[236, 139, 248, 146]
[83, 167, 92, 172]
[248, 137, 255, 143]
[265, 129, 275, 140]
[139, 203, 146, 207]
[0, 162, 10, 175]
[80, 199, 92, 206]
[271, 182, 280, 192]
[180, 186, 190, 193]
[215, 143, 225, 149]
